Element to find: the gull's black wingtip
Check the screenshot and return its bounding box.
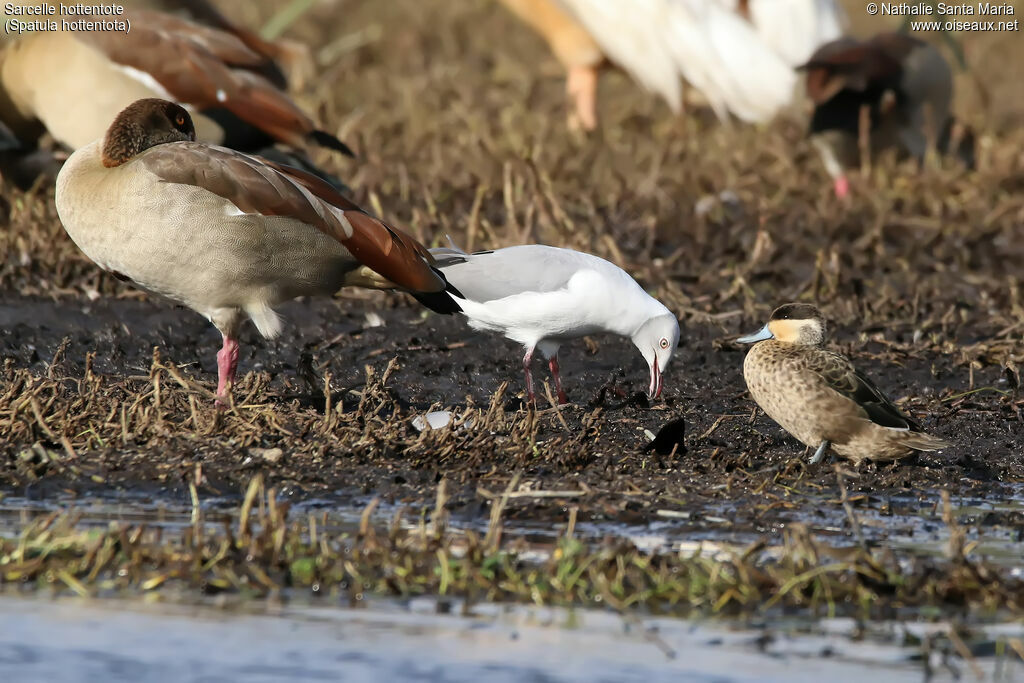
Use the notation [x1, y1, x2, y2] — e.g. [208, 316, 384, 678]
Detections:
[310, 129, 356, 158]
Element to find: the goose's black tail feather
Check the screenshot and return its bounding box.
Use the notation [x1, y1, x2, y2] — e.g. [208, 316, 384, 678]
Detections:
[310, 130, 355, 158]
[411, 270, 464, 314]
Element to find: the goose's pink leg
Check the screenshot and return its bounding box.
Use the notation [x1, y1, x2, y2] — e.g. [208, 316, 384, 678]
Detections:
[216, 335, 240, 404]
[548, 356, 568, 404]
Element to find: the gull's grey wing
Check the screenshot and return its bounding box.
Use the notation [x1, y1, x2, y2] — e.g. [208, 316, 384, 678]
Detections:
[430, 245, 607, 303]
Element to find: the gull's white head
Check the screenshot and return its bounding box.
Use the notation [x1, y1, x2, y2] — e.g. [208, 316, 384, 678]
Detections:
[631, 313, 681, 399]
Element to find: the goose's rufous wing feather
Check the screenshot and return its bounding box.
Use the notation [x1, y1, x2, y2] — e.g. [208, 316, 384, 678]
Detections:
[137, 143, 447, 295]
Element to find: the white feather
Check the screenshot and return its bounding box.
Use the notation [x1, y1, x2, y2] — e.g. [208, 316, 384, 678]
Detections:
[557, 0, 683, 110]
[740, 0, 846, 66]
[554, 0, 846, 123]
[112, 65, 175, 100]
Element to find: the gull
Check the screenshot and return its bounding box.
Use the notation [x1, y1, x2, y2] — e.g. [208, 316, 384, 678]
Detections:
[431, 243, 680, 403]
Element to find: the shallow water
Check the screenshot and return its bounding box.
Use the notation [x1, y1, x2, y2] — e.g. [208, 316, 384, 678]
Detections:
[2, 595, 1022, 682]
[6, 483, 1021, 568]
[2, 484, 1023, 681]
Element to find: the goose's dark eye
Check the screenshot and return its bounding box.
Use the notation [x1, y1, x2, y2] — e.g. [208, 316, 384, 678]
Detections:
[175, 115, 186, 127]
[660, 338, 669, 349]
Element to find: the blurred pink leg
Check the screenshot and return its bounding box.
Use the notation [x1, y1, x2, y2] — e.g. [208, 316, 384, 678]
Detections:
[834, 175, 850, 199]
[567, 65, 598, 132]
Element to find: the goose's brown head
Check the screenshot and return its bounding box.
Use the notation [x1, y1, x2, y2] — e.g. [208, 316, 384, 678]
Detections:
[102, 99, 196, 168]
[737, 303, 827, 347]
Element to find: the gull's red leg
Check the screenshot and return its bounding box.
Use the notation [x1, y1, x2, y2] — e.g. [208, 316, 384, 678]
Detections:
[548, 356, 568, 404]
[215, 334, 240, 405]
[522, 347, 535, 404]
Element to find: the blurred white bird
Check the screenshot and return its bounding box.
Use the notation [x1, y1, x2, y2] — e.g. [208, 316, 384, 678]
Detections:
[499, 0, 845, 130]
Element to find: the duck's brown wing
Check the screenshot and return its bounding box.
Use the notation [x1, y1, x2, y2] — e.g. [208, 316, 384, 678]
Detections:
[811, 350, 922, 431]
[76, 10, 351, 155]
[153, 0, 290, 87]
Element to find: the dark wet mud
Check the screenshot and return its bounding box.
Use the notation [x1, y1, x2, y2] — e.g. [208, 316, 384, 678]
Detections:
[2, 291, 1021, 545]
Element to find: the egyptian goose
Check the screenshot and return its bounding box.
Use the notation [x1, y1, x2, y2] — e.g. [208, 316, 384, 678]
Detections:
[431, 243, 679, 403]
[498, 0, 844, 130]
[0, 7, 350, 181]
[737, 304, 949, 465]
[55, 99, 459, 401]
[800, 32, 974, 198]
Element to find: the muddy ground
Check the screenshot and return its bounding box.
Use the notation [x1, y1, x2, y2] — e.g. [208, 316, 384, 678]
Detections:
[2, 291, 1022, 540]
[1, 0, 1024, 541]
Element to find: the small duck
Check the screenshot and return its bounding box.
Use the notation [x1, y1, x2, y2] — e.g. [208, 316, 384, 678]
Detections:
[737, 303, 949, 464]
[55, 99, 459, 402]
[430, 242, 680, 404]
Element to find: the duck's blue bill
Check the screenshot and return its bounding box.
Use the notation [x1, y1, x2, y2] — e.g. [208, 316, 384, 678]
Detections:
[736, 324, 774, 344]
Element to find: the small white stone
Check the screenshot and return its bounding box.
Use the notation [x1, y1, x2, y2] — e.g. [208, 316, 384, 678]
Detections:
[412, 411, 475, 432]
[249, 447, 284, 464]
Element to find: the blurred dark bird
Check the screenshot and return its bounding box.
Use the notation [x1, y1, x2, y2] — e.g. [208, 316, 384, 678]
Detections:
[497, 0, 844, 130]
[800, 32, 975, 199]
[0, 4, 349, 189]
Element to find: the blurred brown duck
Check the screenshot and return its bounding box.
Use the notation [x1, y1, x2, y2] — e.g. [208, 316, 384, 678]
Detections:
[737, 303, 949, 465]
[0, 5, 349, 187]
[800, 32, 974, 198]
[146, 0, 314, 89]
[55, 99, 460, 402]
